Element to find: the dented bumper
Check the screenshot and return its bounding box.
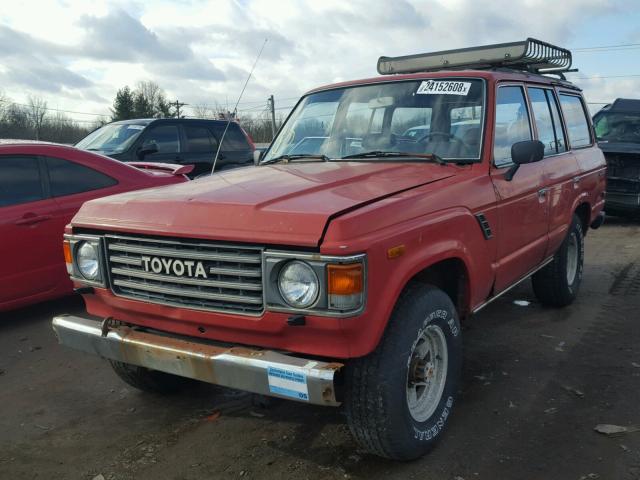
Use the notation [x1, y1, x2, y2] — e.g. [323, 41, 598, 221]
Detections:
[52, 315, 342, 406]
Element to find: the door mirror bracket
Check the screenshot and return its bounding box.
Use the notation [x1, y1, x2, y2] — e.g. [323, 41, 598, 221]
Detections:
[505, 140, 545, 181]
[137, 143, 159, 159]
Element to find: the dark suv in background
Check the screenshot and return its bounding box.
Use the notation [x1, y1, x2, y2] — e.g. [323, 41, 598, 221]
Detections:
[76, 118, 255, 177]
[593, 98, 640, 217]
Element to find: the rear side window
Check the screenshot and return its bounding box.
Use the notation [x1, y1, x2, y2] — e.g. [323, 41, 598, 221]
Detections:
[559, 94, 592, 148]
[185, 125, 217, 153]
[215, 124, 248, 151]
[46, 156, 117, 197]
[142, 125, 180, 153]
[494, 86, 532, 166]
[0, 156, 44, 207]
[528, 88, 567, 155]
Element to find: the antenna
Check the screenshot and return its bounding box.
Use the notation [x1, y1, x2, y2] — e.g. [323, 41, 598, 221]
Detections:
[211, 38, 268, 174]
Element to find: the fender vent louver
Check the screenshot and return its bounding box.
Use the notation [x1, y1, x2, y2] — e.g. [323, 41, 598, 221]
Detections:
[475, 213, 493, 240]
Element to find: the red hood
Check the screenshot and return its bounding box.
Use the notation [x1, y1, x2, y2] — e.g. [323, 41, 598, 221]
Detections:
[72, 162, 454, 247]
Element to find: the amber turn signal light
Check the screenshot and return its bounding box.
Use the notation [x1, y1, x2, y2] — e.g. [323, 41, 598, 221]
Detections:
[63, 240, 73, 274]
[327, 263, 363, 295]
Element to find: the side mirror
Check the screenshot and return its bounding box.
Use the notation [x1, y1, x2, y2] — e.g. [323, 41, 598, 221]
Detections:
[253, 149, 264, 165]
[137, 142, 159, 159]
[505, 140, 544, 181]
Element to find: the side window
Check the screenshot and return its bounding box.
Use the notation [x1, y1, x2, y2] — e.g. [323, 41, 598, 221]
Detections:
[559, 94, 592, 148]
[369, 108, 384, 134]
[494, 86, 532, 167]
[46, 157, 117, 197]
[184, 126, 217, 153]
[0, 156, 44, 207]
[391, 107, 432, 137]
[528, 87, 567, 155]
[142, 125, 180, 154]
[217, 125, 248, 151]
[450, 105, 482, 150]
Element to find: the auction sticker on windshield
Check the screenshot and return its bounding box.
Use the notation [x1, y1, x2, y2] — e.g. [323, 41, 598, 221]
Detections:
[417, 80, 471, 95]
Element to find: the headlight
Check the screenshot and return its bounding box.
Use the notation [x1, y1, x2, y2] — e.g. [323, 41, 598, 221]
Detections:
[278, 261, 319, 308]
[76, 242, 100, 280]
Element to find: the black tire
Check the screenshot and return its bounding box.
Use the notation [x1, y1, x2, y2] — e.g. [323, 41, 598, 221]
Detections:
[109, 360, 195, 394]
[343, 284, 462, 461]
[532, 214, 584, 307]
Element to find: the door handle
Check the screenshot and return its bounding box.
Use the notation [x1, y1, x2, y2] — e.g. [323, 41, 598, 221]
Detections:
[15, 214, 51, 226]
[538, 188, 548, 200]
[572, 176, 581, 189]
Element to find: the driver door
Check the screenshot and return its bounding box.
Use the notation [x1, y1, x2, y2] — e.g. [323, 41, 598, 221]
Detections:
[490, 84, 549, 292]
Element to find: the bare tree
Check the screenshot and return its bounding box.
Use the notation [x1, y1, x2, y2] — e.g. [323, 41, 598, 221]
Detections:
[190, 104, 216, 119]
[0, 90, 8, 121]
[27, 95, 48, 140]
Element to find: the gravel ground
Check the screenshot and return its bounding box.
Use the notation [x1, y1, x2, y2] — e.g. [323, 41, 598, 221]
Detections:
[1, 218, 639, 480]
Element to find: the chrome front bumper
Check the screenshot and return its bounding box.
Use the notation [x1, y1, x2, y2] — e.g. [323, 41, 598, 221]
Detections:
[52, 315, 342, 406]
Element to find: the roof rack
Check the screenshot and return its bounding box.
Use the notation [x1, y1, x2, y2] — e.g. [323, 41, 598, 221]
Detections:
[377, 38, 573, 76]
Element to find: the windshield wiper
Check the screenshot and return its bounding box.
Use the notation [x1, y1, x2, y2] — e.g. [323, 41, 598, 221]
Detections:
[341, 151, 447, 165]
[262, 154, 331, 165]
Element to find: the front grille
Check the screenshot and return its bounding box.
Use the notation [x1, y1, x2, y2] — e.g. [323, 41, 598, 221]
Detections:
[105, 235, 264, 315]
[605, 153, 640, 179]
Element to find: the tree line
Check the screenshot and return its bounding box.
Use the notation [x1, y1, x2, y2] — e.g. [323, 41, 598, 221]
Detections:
[0, 93, 104, 144]
[0, 81, 282, 145]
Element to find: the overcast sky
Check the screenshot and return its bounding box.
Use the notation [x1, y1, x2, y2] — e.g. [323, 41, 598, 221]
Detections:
[1, 0, 639, 124]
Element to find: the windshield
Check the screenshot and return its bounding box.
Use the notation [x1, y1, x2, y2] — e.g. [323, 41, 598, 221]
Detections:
[594, 112, 640, 143]
[263, 78, 485, 162]
[76, 123, 146, 153]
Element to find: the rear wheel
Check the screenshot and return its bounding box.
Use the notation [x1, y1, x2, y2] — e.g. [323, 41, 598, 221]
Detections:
[109, 361, 195, 394]
[343, 284, 462, 460]
[532, 214, 584, 307]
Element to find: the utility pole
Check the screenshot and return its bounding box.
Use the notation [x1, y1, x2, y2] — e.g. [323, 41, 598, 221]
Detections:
[268, 95, 276, 140]
[173, 100, 188, 118]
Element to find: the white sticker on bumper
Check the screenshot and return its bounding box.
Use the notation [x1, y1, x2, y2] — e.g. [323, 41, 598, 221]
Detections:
[267, 366, 309, 401]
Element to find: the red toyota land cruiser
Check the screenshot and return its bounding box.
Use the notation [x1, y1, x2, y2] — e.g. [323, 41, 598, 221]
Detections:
[54, 39, 606, 460]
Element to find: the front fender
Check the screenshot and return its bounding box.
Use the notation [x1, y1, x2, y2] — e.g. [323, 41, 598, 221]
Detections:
[331, 207, 495, 357]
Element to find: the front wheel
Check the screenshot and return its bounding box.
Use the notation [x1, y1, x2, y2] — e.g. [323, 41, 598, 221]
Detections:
[343, 284, 462, 460]
[532, 214, 584, 307]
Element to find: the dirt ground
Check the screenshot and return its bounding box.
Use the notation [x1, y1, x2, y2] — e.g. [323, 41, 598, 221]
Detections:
[1, 219, 639, 480]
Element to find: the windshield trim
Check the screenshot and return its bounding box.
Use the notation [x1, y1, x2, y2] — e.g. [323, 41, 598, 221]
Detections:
[75, 123, 147, 153]
[261, 76, 487, 164]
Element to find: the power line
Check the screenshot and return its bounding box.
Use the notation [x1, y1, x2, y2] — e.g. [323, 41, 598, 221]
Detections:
[573, 42, 640, 52]
[568, 74, 640, 80]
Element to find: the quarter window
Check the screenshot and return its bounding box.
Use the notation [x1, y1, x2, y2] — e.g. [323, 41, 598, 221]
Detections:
[214, 124, 248, 151]
[184, 126, 216, 153]
[494, 86, 532, 166]
[559, 94, 592, 148]
[528, 88, 567, 155]
[0, 156, 44, 207]
[142, 125, 180, 153]
[46, 157, 117, 197]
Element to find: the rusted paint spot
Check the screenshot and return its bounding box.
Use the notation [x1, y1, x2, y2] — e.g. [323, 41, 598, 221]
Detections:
[230, 347, 264, 358]
[322, 362, 343, 371]
[322, 387, 333, 401]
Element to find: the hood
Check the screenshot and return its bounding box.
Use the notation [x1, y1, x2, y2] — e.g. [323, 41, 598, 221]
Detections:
[73, 162, 455, 247]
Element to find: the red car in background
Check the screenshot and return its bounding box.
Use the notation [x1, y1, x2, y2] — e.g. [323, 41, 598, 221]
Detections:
[0, 141, 191, 312]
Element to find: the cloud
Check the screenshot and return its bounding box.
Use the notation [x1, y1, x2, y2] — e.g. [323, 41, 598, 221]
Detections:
[77, 9, 188, 62]
[0, 24, 69, 58]
[0, 0, 639, 121]
[1, 61, 93, 92]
